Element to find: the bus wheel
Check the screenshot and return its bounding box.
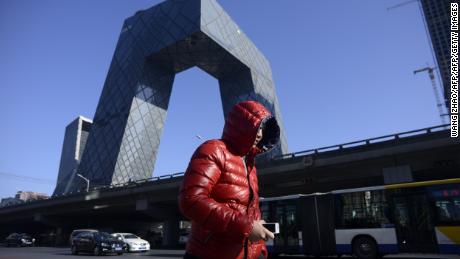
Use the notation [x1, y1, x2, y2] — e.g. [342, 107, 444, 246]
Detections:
[353, 236, 378, 259]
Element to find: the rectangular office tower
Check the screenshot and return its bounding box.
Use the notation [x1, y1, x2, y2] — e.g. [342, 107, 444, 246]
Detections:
[53, 116, 92, 195]
[420, 0, 453, 111]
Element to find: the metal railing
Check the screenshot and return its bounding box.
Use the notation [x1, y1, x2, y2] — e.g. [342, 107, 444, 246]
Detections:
[271, 124, 451, 160]
[70, 172, 186, 193]
[0, 172, 187, 209]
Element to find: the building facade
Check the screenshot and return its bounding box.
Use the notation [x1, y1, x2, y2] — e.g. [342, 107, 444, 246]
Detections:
[420, 0, 453, 111]
[15, 191, 49, 201]
[53, 116, 92, 195]
[67, 0, 288, 192]
[0, 191, 49, 207]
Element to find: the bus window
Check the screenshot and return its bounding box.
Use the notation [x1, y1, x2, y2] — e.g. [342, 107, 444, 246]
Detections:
[394, 199, 410, 228]
[434, 197, 460, 224]
[274, 205, 285, 246]
[429, 185, 460, 225]
[334, 195, 344, 227]
[261, 203, 269, 222]
[335, 190, 390, 229]
[285, 205, 298, 247]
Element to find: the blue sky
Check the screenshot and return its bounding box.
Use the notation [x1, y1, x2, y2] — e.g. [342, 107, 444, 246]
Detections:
[0, 0, 445, 198]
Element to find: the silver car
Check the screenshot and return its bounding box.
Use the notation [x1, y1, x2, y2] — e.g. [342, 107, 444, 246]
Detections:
[111, 233, 150, 252]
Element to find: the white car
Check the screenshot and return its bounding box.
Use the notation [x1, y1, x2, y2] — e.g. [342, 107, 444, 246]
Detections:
[111, 233, 150, 252]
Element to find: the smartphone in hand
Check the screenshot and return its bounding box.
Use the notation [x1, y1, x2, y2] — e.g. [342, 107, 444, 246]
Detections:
[262, 223, 279, 234]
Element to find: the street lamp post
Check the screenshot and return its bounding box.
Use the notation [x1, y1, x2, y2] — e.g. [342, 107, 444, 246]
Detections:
[76, 173, 90, 192]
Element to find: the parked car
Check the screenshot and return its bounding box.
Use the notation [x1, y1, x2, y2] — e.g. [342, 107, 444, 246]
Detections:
[5, 233, 35, 247]
[112, 233, 150, 252]
[69, 229, 98, 245]
[71, 231, 125, 256]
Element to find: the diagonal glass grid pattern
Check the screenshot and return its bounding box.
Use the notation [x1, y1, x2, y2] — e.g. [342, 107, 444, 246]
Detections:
[67, 0, 288, 192]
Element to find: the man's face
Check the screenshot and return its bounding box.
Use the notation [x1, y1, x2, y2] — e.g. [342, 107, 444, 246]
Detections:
[253, 127, 263, 148]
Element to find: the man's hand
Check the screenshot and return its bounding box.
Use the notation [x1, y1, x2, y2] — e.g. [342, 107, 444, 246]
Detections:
[248, 220, 275, 242]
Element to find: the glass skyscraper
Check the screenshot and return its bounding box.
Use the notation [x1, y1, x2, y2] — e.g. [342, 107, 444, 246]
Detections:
[53, 116, 92, 195]
[420, 0, 454, 111]
[65, 0, 288, 192]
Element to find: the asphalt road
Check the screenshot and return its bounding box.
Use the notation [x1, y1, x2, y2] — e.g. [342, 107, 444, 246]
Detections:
[0, 247, 459, 259]
[0, 247, 184, 259]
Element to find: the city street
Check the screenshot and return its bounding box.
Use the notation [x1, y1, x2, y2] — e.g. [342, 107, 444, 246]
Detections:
[1, 1, 459, 259]
[0, 247, 459, 259]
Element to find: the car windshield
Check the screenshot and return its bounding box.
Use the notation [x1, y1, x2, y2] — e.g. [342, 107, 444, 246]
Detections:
[123, 234, 138, 239]
[96, 232, 114, 241]
[20, 234, 31, 239]
[75, 233, 86, 238]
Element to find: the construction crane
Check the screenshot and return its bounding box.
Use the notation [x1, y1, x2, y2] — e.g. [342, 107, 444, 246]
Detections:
[414, 67, 448, 124]
[388, 2, 450, 125]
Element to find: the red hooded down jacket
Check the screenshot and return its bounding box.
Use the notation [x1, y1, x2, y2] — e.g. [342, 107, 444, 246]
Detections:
[179, 101, 280, 259]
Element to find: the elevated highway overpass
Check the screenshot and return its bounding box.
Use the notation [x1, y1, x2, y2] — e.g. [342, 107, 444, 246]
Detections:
[0, 125, 458, 247]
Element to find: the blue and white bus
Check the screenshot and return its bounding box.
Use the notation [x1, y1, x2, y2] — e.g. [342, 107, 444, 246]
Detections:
[260, 178, 460, 259]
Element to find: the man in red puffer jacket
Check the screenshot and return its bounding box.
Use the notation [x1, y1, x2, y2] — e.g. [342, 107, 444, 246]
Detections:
[179, 100, 281, 259]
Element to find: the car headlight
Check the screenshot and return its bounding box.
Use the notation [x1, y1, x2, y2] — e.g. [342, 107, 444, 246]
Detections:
[32, 238, 35, 242]
[101, 242, 109, 246]
[21, 239, 26, 242]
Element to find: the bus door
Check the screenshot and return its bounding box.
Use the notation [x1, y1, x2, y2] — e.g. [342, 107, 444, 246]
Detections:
[273, 201, 300, 254]
[392, 194, 437, 253]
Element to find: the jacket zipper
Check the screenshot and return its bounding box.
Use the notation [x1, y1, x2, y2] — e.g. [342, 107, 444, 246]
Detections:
[242, 156, 254, 211]
[203, 232, 212, 244]
[242, 156, 254, 259]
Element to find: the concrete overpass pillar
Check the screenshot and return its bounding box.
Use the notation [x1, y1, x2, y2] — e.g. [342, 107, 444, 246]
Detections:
[162, 217, 180, 247]
[32, 213, 71, 246]
[55, 227, 71, 247]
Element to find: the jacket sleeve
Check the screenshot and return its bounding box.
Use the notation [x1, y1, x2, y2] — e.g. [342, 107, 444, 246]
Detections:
[178, 141, 253, 239]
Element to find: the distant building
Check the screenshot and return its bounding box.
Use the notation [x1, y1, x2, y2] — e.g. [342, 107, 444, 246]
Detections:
[420, 0, 452, 111]
[15, 191, 49, 201]
[0, 191, 49, 207]
[53, 116, 92, 195]
[0, 197, 22, 207]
